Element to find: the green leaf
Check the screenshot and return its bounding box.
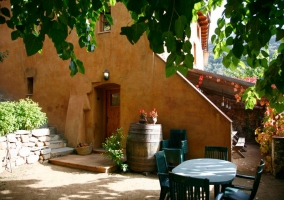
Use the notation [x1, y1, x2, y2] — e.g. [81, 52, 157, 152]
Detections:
[131, 22, 146, 43]
[185, 25, 191, 38]
[166, 52, 176, 65]
[76, 59, 85, 74]
[69, 60, 78, 77]
[175, 15, 187, 39]
[184, 53, 194, 69]
[11, 30, 20, 40]
[211, 34, 216, 43]
[261, 50, 269, 58]
[79, 36, 85, 48]
[182, 41, 191, 53]
[177, 65, 188, 76]
[0, 7, 11, 17]
[23, 34, 43, 56]
[175, 55, 184, 65]
[222, 56, 231, 68]
[110, 0, 116, 6]
[225, 26, 233, 37]
[92, 0, 103, 10]
[276, 29, 284, 41]
[120, 27, 134, 44]
[163, 31, 176, 52]
[278, 43, 284, 53]
[226, 37, 234, 45]
[165, 63, 176, 78]
[232, 37, 244, 59]
[0, 16, 5, 24]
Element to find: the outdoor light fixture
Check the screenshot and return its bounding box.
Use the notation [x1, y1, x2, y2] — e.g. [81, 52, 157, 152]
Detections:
[221, 90, 225, 107]
[103, 69, 109, 80]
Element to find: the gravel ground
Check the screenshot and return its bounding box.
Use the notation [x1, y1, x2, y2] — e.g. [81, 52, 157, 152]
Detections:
[1, 142, 284, 200]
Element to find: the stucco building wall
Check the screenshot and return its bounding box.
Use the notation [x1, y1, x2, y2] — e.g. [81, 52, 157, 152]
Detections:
[0, 2, 232, 160]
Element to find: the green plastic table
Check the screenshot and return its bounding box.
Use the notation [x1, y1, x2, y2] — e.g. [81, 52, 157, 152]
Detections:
[172, 158, 237, 197]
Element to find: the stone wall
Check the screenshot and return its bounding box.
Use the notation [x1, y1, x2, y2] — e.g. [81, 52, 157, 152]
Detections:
[206, 93, 265, 142]
[0, 128, 51, 173]
[272, 136, 284, 179]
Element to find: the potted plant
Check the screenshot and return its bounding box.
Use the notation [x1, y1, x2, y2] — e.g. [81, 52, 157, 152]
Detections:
[102, 128, 128, 172]
[138, 109, 147, 124]
[148, 108, 158, 124]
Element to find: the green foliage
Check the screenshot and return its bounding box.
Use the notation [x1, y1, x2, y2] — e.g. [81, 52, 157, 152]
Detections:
[0, 98, 47, 136]
[0, 101, 17, 135]
[255, 105, 284, 172]
[211, 0, 284, 112]
[1, 0, 284, 111]
[102, 127, 128, 172]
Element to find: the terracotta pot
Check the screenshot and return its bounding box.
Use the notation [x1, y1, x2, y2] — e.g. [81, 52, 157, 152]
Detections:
[139, 118, 147, 124]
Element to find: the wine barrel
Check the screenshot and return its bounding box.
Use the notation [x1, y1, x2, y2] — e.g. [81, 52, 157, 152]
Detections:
[126, 123, 163, 172]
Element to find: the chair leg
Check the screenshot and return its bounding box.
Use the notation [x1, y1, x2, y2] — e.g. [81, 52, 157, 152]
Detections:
[160, 187, 168, 200]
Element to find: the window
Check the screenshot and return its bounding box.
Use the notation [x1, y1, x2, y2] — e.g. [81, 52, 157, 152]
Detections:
[111, 93, 120, 106]
[100, 8, 111, 32]
[27, 77, 34, 94]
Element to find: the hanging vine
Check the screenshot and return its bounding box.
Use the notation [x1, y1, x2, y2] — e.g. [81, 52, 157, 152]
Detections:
[255, 104, 284, 172]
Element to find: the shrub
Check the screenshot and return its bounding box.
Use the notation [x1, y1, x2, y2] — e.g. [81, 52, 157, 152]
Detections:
[0, 101, 17, 135]
[255, 104, 284, 172]
[0, 98, 47, 136]
[102, 128, 128, 172]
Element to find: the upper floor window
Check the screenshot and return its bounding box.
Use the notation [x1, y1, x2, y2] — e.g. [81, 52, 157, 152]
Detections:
[27, 77, 34, 95]
[100, 8, 111, 32]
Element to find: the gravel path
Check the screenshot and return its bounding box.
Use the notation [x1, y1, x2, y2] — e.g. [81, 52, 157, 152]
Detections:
[1, 142, 284, 200]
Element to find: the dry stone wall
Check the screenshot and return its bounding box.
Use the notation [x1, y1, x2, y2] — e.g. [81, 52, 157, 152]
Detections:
[0, 128, 51, 173]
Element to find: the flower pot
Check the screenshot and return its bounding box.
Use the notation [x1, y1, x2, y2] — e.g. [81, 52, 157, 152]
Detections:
[148, 117, 157, 125]
[139, 118, 147, 124]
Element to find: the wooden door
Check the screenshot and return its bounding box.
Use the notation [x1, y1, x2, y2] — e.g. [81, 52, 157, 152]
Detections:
[106, 89, 120, 138]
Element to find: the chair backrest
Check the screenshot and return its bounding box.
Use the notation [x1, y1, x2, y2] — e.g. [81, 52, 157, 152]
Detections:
[154, 151, 168, 174]
[154, 151, 170, 189]
[204, 146, 228, 161]
[250, 159, 265, 200]
[169, 172, 210, 200]
[169, 129, 187, 148]
[163, 148, 183, 166]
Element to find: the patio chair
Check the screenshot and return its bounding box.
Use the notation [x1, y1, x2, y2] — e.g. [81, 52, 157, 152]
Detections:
[163, 148, 183, 170]
[154, 151, 170, 200]
[204, 146, 229, 161]
[160, 129, 188, 162]
[221, 159, 265, 200]
[169, 172, 223, 200]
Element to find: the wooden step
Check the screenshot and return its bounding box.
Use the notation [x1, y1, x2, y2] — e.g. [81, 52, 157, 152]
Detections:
[49, 153, 118, 173]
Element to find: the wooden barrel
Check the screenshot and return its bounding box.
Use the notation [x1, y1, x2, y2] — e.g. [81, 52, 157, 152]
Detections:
[126, 123, 163, 172]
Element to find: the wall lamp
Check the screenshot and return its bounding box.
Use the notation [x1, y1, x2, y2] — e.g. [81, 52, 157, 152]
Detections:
[103, 69, 110, 80]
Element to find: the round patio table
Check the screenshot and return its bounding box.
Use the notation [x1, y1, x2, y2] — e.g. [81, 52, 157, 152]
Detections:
[172, 158, 237, 197]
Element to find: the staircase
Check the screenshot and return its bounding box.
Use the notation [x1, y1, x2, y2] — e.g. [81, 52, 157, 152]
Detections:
[48, 126, 75, 159]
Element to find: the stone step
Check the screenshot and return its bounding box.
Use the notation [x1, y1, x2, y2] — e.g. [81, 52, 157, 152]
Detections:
[50, 140, 67, 149]
[50, 147, 75, 158]
[48, 126, 57, 135]
[49, 133, 64, 141]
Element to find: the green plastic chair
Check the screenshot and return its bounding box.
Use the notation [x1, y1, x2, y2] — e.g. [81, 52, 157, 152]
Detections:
[161, 129, 188, 162]
[204, 146, 229, 161]
[163, 148, 183, 170]
[221, 159, 265, 200]
[154, 151, 170, 200]
[169, 172, 223, 200]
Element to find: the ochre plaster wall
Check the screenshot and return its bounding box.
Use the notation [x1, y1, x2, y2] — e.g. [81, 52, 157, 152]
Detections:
[0, 2, 232, 160]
